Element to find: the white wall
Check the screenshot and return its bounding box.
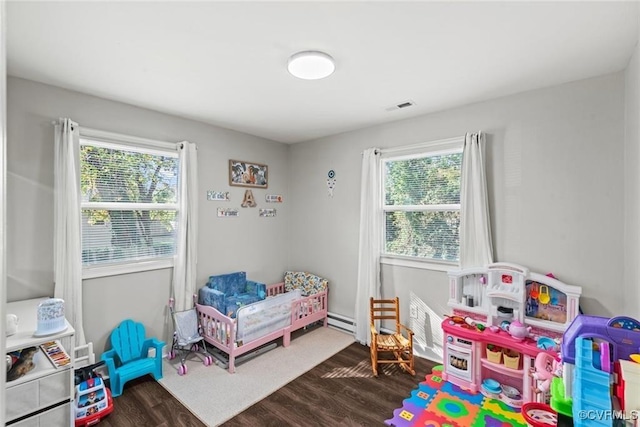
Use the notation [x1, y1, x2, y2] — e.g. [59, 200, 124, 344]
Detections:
[7, 76, 290, 355]
[624, 8, 640, 319]
[289, 73, 626, 361]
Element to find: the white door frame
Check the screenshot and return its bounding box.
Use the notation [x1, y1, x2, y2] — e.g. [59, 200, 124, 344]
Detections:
[1, 1, 8, 425]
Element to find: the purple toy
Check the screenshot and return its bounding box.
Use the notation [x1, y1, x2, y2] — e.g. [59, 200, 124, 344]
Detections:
[562, 315, 640, 372]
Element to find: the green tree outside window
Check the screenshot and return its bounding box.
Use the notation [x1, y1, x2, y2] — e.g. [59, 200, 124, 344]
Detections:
[80, 144, 179, 266]
[383, 152, 462, 262]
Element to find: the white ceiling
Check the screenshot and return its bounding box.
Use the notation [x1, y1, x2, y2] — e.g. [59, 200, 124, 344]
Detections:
[6, 1, 639, 144]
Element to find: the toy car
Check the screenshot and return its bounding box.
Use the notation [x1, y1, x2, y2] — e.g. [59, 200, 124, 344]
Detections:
[74, 361, 113, 426]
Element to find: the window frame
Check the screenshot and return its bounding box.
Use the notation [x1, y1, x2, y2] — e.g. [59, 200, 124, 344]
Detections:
[79, 128, 181, 279]
[380, 137, 464, 271]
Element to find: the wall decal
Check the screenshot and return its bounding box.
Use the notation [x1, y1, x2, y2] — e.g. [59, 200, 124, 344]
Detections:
[207, 191, 230, 201]
[265, 194, 283, 203]
[217, 208, 239, 217]
[327, 169, 336, 197]
[241, 189, 257, 207]
[259, 208, 277, 217]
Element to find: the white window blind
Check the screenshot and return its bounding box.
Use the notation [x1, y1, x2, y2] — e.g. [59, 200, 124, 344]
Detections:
[80, 139, 179, 267]
[382, 148, 463, 263]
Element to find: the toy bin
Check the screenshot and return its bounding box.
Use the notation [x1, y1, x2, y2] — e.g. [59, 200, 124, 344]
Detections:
[503, 350, 521, 369]
[521, 402, 557, 426]
[487, 345, 502, 364]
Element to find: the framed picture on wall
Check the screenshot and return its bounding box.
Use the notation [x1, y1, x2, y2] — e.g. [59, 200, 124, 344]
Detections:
[229, 160, 268, 189]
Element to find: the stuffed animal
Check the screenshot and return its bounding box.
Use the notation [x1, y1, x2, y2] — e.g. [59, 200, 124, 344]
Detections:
[532, 351, 562, 393]
[7, 347, 38, 382]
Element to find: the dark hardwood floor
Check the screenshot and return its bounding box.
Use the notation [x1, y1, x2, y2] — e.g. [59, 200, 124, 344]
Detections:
[103, 341, 437, 426]
[100, 375, 206, 427]
[223, 342, 437, 427]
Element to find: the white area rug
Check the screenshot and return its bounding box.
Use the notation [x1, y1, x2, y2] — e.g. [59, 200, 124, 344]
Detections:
[159, 326, 355, 426]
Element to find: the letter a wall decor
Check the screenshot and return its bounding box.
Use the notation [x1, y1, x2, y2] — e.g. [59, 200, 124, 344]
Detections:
[241, 189, 257, 207]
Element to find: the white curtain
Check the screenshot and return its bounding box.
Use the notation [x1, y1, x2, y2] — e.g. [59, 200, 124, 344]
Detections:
[172, 141, 199, 311]
[460, 131, 494, 268]
[54, 118, 86, 346]
[354, 148, 382, 345]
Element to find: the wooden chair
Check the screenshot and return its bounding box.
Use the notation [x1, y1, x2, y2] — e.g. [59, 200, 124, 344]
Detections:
[101, 319, 165, 397]
[369, 297, 415, 376]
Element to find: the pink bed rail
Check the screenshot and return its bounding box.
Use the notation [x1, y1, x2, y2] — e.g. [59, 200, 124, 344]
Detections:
[195, 281, 328, 373]
[292, 289, 328, 329]
[269, 281, 328, 330]
[267, 282, 285, 296]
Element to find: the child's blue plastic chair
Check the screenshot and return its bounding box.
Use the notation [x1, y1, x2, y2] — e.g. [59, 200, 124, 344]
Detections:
[100, 319, 165, 397]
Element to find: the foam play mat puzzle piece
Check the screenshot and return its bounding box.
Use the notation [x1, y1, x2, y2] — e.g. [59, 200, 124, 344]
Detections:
[385, 366, 526, 427]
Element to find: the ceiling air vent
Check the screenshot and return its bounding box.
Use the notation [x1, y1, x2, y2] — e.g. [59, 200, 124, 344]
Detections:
[385, 100, 416, 112]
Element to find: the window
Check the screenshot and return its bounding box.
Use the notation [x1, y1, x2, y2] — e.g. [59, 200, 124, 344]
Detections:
[382, 145, 463, 265]
[80, 138, 179, 272]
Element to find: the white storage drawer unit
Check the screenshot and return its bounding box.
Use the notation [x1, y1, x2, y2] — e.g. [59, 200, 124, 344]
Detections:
[7, 370, 71, 421]
[5, 298, 75, 426]
[10, 403, 71, 427]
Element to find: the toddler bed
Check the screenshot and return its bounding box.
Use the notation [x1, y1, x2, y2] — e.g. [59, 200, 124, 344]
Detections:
[195, 271, 328, 373]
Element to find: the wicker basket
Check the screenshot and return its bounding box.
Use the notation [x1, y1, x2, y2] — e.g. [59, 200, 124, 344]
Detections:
[503, 350, 521, 369]
[486, 347, 502, 364]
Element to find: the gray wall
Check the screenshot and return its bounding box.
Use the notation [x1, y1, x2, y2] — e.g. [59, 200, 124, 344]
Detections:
[289, 73, 626, 361]
[6, 72, 632, 362]
[7, 76, 290, 355]
[624, 18, 640, 319]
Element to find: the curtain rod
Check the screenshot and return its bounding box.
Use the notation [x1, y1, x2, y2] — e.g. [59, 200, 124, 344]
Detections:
[369, 135, 466, 156]
[52, 120, 179, 151]
[80, 127, 178, 151]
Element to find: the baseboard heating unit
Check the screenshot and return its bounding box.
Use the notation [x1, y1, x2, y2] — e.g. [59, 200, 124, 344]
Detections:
[327, 312, 355, 334]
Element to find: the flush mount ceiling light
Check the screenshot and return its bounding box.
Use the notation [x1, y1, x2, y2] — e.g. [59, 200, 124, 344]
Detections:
[287, 51, 335, 80]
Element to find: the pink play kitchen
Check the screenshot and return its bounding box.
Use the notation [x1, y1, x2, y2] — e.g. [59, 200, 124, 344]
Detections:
[442, 262, 582, 408]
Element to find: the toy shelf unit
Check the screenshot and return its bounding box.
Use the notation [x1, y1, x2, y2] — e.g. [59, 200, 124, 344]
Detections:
[445, 262, 583, 409]
[448, 262, 582, 336]
[479, 341, 540, 408]
[5, 298, 75, 426]
[442, 317, 539, 408]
